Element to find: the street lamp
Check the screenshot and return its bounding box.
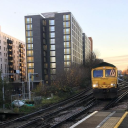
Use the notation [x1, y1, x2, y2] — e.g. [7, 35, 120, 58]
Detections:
[28, 73, 38, 100]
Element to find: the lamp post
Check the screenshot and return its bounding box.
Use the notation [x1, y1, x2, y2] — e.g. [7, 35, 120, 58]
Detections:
[28, 73, 38, 100]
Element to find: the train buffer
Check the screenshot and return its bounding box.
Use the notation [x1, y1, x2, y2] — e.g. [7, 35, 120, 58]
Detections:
[70, 110, 128, 128]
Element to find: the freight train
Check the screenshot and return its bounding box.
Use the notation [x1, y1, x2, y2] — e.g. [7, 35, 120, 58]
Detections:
[91, 62, 118, 99]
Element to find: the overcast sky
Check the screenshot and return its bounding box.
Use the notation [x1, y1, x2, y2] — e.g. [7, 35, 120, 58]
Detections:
[0, 0, 128, 70]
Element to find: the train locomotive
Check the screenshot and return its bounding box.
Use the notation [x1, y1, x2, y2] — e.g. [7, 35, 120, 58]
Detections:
[91, 62, 118, 99]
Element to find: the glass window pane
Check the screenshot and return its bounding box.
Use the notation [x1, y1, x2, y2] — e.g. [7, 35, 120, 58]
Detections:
[28, 69, 34, 73]
[27, 50, 33, 56]
[43, 45, 47, 50]
[50, 45, 55, 50]
[50, 39, 55, 44]
[27, 44, 33, 49]
[27, 57, 34, 62]
[50, 33, 55, 38]
[26, 18, 32, 23]
[50, 63, 56, 68]
[27, 63, 34, 68]
[49, 20, 55, 25]
[64, 49, 71, 54]
[50, 69, 56, 74]
[26, 24, 32, 30]
[26, 38, 33, 43]
[105, 69, 116, 77]
[93, 70, 103, 77]
[63, 22, 70, 27]
[50, 57, 56, 62]
[51, 75, 56, 80]
[45, 75, 48, 80]
[49, 26, 55, 31]
[44, 63, 48, 68]
[64, 42, 71, 47]
[64, 55, 71, 61]
[64, 62, 71, 67]
[26, 31, 33, 36]
[63, 28, 70, 34]
[63, 35, 70, 41]
[63, 15, 70, 21]
[50, 51, 55, 56]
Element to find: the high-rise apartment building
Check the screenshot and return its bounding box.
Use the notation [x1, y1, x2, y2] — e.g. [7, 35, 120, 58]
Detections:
[83, 33, 92, 64]
[25, 12, 91, 84]
[0, 26, 26, 82]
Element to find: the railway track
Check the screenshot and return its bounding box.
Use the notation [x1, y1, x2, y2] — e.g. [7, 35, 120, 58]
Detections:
[0, 87, 92, 128]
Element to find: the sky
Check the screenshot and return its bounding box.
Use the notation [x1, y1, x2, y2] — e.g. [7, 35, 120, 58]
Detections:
[0, 0, 128, 71]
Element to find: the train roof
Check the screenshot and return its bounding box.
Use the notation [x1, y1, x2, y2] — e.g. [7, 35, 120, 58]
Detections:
[92, 62, 116, 68]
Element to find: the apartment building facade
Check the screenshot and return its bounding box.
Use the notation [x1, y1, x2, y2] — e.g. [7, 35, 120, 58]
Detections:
[25, 12, 91, 84]
[0, 26, 26, 82]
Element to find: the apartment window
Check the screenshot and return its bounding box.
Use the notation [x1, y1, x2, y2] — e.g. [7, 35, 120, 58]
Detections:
[26, 24, 32, 30]
[0, 58, 2, 62]
[64, 62, 71, 67]
[43, 45, 47, 50]
[49, 20, 55, 25]
[27, 44, 33, 49]
[43, 27, 45, 32]
[50, 45, 55, 50]
[4, 42, 6, 45]
[27, 57, 34, 62]
[0, 52, 1, 55]
[49, 33, 55, 38]
[50, 57, 56, 62]
[63, 15, 70, 21]
[0, 40, 1, 43]
[4, 47, 5, 51]
[1, 64, 2, 69]
[0, 46, 1, 49]
[50, 63, 56, 68]
[63, 21, 70, 27]
[64, 55, 71, 61]
[43, 20, 46, 26]
[49, 26, 55, 31]
[50, 51, 55, 56]
[26, 38, 33, 43]
[26, 31, 33, 36]
[64, 49, 71, 54]
[43, 33, 45, 38]
[27, 50, 33, 56]
[63, 35, 70, 41]
[45, 75, 48, 80]
[50, 39, 55, 44]
[44, 63, 48, 68]
[50, 69, 56, 74]
[63, 28, 70, 34]
[27, 63, 34, 68]
[64, 42, 71, 47]
[44, 69, 48, 74]
[51, 75, 56, 80]
[4, 53, 5, 56]
[28, 69, 34, 73]
[26, 18, 32, 23]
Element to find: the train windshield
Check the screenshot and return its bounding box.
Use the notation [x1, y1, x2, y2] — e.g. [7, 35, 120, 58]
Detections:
[93, 70, 103, 77]
[105, 69, 116, 77]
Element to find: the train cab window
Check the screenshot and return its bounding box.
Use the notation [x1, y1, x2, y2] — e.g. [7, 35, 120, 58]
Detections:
[93, 70, 103, 77]
[105, 69, 116, 77]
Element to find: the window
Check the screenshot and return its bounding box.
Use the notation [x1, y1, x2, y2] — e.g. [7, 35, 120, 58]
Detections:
[4, 42, 6, 45]
[63, 15, 70, 21]
[63, 28, 70, 34]
[45, 75, 48, 80]
[4, 47, 5, 51]
[93, 70, 103, 77]
[27, 50, 33, 56]
[44, 69, 48, 74]
[0, 46, 1, 49]
[4, 53, 5, 56]
[63, 21, 70, 27]
[49, 20, 55, 25]
[26, 38, 33, 43]
[27, 57, 34, 62]
[43, 45, 47, 50]
[105, 69, 116, 77]
[50, 33, 55, 38]
[28, 69, 34, 73]
[43, 20, 46, 26]
[26, 31, 33, 36]
[64, 62, 71, 67]
[64, 42, 71, 47]
[50, 69, 56, 74]
[50, 51, 55, 56]
[50, 63, 56, 68]
[0, 40, 1, 43]
[64, 49, 71, 54]
[26, 24, 32, 30]
[26, 18, 32, 23]
[27, 63, 34, 68]
[50, 57, 56, 62]
[64, 55, 71, 61]
[0, 52, 1, 55]
[49, 26, 55, 31]
[50, 45, 55, 50]
[1, 64, 2, 69]
[50, 39, 55, 44]
[63, 35, 70, 41]
[27, 44, 33, 49]
[44, 63, 48, 68]
[0, 58, 2, 62]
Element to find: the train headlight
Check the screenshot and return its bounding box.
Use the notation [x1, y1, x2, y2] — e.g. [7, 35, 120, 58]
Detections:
[111, 83, 116, 87]
[93, 84, 98, 88]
